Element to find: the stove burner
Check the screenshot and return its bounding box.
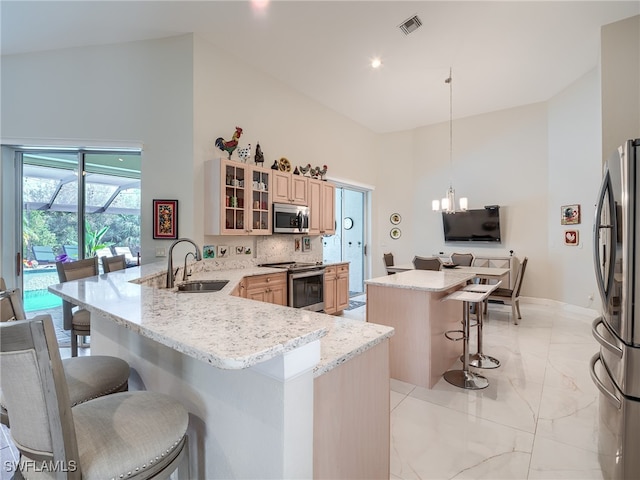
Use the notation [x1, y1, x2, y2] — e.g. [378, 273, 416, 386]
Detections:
[260, 261, 323, 272]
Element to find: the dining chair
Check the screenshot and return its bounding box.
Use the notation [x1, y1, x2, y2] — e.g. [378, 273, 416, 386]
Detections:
[56, 257, 99, 356]
[102, 254, 127, 273]
[450, 252, 474, 266]
[383, 252, 395, 275]
[486, 257, 528, 324]
[1, 316, 189, 479]
[413, 256, 442, 271]
[0, 280, 130, 428]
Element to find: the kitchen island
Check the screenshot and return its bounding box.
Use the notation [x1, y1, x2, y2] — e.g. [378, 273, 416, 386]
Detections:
[366, 269, 476, 389]
[49, 262, 393, 479]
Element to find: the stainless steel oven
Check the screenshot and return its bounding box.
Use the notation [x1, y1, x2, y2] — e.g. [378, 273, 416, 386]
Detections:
[260, 262, 325, 312]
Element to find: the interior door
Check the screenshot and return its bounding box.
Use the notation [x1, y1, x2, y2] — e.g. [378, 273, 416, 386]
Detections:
[322, 186, 366, 296]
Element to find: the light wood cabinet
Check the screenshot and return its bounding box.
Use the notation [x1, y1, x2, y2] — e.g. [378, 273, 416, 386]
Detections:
[324, 263, 349, 314]
[308, 178, 336, 235]
[240, 272, 287, 306]
[272, 171, 308, 205]
[204, 158, 272, 235]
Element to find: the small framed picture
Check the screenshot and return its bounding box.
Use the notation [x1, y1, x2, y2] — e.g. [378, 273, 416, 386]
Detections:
[235, 246, 245, 255]
[561, 204, 580, 225]
[390, 213, 401, 225]
[390, 227, 401, 239]
[153, 200, 178, 239]
[294, 238, 301, 252]
[564, 229, 579, 246]
[302, 236, 311, 252]
[203, 245, 216, 258]
[217, 245, 229, 258]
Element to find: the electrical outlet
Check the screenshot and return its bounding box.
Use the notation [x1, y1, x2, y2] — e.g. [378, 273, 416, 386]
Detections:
[588, 293, 594, 301]
[155, 247, 166, 257]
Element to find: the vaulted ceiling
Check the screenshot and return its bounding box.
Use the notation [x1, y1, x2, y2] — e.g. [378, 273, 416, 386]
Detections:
[2, 1, 638, 133]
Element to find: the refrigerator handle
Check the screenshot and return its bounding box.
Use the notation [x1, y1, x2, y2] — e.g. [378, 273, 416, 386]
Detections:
[592, 170, 615, 303]
[591, 317, 623, 358]
[590, 353, 622, 410]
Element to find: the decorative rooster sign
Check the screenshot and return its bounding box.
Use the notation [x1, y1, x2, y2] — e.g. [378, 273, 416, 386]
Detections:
[215, 126, 243, 159]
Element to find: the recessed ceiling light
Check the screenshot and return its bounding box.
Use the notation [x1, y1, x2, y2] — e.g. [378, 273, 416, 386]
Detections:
[371, 58, 382, 69]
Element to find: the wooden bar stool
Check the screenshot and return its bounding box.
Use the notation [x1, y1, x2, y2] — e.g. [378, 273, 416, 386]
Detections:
[443, 290, 491, 390]
[463, 281, 502, 369]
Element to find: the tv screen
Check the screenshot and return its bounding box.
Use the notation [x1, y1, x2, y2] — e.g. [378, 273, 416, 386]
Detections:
[442, 207, 502, 243]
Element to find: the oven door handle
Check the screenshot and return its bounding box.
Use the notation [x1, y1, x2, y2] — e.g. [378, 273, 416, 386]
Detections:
[290, 268, 325, 280]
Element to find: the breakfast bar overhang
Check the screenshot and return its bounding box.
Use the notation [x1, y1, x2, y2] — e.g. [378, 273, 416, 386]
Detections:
[49, 263, 394, 479]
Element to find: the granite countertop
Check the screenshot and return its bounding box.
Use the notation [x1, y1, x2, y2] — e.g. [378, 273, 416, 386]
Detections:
[49, 261, 393, 377]
[365, 269, 476, 292]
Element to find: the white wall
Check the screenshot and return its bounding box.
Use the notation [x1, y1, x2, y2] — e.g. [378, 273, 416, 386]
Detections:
[0, 35, 195, 264]
[547, 69, 602, 310]
[601, 15, 640, 159]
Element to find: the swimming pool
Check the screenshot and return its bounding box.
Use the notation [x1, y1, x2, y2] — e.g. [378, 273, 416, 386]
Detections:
[22, 268, 62, 312]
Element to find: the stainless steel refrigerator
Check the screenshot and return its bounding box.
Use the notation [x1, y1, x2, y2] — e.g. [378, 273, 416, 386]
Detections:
[591, 138, 640, 480]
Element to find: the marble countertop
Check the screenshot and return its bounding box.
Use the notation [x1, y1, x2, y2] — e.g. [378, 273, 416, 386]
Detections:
[49, 262, 393, 377]
[365, 269, 475, 292]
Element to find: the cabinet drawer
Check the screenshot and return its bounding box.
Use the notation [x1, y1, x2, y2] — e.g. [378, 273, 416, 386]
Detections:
[325, 266, 337, 278]
[245, 272, 287, 290]
[337, 264, 349, 275]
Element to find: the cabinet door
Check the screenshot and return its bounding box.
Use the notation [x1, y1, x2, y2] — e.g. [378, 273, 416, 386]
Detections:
[221, 161, 248, 234]
[320, 181, 336, 234]
[291, 176, 308, 205]
[249, 166, 272, 234]
[336, 264, 350, 312]
[246, 288, 269, 302]
[269, 282, 287, 306]
[272, 171, 291, 203]
[308, 179, 321, 235]
[324, 266, 337, 314]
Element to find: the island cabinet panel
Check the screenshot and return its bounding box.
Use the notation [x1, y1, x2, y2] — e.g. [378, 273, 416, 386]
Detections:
[366, 283, 462, 389]
[308, 178, 335, 235]
[313, 338, 390, 479]
[323, 263, 349, 315]
[242, 272, 287, 306]
[204, 158, 272, 235]
[272, 171, 308, 205]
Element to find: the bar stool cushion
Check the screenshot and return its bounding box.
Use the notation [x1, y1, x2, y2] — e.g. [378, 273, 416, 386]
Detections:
[62, 356, 130, 406]
[62, 391, 188, 480]
[71, 307, 91, 328]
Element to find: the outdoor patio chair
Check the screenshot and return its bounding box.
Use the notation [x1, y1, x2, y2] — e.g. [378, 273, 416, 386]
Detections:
[95, 246, 113, 259]
[63, 244, 79, 260]
[32, 245, 57, 264]
[114, 246, 138, 266]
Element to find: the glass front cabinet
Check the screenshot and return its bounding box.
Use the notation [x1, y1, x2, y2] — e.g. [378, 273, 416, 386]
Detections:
[205, 158, 272, 235]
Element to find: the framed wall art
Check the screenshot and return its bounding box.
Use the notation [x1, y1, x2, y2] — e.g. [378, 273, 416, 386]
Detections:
[302, 236, 312, 252]
[561, 204, 580, 225]
[564, 229, 579, 246]
[153, 199, 178, 239]
[390, 213, 401, 225]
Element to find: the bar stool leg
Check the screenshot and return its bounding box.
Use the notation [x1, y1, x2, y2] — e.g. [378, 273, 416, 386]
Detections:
[468, 301, 500, 369]
[444, 301, 489, 390]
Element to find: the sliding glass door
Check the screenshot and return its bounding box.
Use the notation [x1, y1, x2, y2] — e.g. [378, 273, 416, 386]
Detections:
[18, 149, 141, 313]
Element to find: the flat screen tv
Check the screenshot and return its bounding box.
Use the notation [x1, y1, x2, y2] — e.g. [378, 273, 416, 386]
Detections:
[442, 206, 502, 243]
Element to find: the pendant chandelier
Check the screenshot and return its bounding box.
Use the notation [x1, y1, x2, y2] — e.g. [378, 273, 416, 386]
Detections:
[432, 68, 468, 213]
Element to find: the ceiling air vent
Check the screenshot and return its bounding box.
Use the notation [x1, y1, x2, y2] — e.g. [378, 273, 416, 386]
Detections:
[399, 15, 422, 35]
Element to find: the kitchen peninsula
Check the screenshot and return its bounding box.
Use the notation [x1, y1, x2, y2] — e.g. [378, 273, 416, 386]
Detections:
[49, 263, 393, 479]
[366, 269, 477, 388]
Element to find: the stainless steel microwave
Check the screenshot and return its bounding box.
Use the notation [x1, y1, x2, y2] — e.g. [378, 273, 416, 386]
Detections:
[273, 203, 310, 233]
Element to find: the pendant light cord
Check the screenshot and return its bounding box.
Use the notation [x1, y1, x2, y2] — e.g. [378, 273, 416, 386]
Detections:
[446, 67, 453, 188]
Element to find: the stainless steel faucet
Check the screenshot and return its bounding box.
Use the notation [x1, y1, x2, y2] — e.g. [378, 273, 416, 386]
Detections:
[166, 238, 202, 288]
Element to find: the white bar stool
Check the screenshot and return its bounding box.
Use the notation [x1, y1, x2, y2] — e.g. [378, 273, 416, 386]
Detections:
[443, 290, 491, 390]
[462, 281, 502, 369]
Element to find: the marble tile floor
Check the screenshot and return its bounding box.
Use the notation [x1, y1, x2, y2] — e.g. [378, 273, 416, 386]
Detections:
[1, 299, 604, 479]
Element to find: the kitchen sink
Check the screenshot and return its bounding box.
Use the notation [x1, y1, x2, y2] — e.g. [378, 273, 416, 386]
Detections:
[177, 280, 229, 293]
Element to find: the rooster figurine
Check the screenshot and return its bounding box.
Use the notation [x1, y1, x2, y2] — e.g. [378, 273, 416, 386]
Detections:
[237, 144, 251, 163]
[299, 164, 312, 176]
[316, 164, 328, 180]
[215, 126, 243, 159]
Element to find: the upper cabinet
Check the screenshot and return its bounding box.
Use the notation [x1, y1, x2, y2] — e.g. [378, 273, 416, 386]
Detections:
[308, 178, 336, 235]
[205, 158, 272, 235]
[272, 171, 308, 205]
